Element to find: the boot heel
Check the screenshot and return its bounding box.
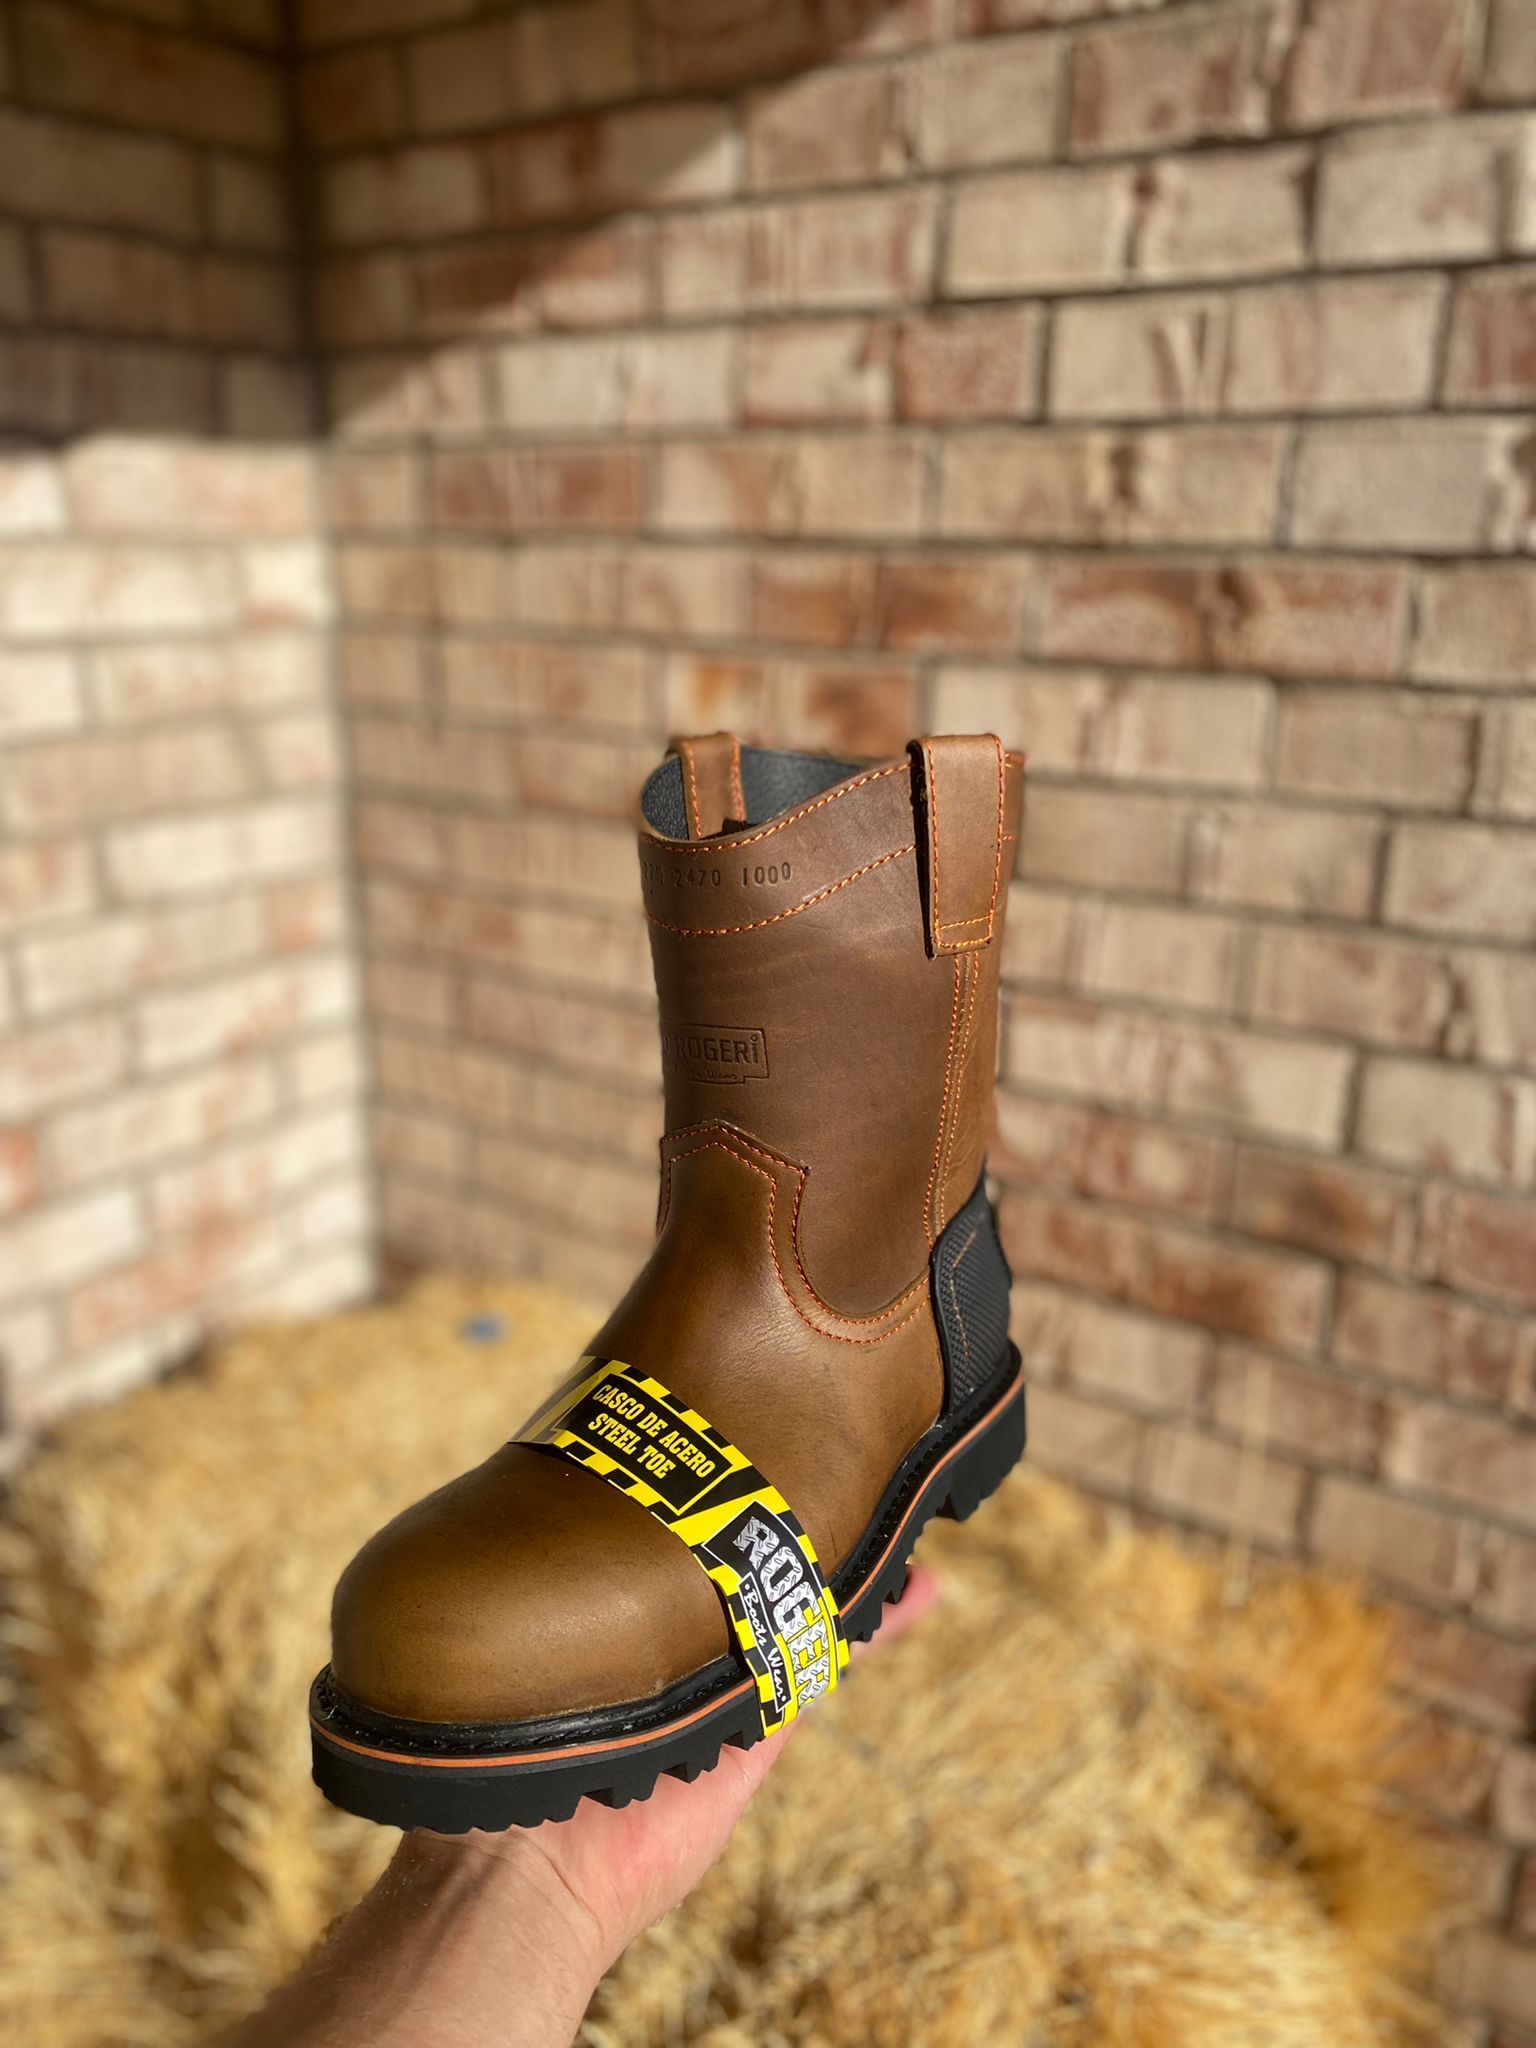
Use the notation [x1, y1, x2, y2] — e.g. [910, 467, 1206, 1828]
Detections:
[940, 1378, 1027, 1522]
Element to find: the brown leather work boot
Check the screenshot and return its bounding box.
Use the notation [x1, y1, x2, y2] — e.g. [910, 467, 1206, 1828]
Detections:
[311, 732, 1028, 1830]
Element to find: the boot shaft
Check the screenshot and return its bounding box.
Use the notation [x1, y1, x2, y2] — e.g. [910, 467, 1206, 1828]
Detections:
[317, 730, 1032, 1763]
[637, 733, 1025, 1318]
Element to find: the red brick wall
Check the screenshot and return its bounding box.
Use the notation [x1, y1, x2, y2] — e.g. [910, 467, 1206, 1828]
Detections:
[305, 2, 1536, 2032]
[0, 0, 1531, 2033]
[0, 3, 373, 1440]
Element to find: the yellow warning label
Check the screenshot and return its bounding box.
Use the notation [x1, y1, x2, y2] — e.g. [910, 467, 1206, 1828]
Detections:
[521, 1358, 849, 1735]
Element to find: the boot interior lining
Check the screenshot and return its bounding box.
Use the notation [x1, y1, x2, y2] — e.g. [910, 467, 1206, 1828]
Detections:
[642, 747, 865, 840]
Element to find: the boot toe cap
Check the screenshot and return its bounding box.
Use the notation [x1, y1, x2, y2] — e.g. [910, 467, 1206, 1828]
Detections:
[329, 1444, 728, 1725]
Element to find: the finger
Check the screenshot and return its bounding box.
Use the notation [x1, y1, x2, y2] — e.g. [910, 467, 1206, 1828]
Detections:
[856, 1561, 941, 1652]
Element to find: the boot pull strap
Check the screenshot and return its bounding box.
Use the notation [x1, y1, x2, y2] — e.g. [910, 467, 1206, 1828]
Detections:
[910, 734, 1008, 956]
[669, 730, 746, 838]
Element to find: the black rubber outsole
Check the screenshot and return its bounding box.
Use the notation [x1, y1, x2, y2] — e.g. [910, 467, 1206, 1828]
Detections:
[309, 1351, 1025, 1833]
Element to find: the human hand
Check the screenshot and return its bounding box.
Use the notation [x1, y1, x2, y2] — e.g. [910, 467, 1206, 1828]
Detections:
[470, 1561, 942, 1970]
[227, 1567, 939, 2048]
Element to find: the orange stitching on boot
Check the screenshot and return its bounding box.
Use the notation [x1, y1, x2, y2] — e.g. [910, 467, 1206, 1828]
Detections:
[790, 1172, 927, 1319]
[312, 1376, 1030, 1776]
[930, 737, 1007, 945]
[649, 762, 907, 855]
[646, 843, 915, 938]
[984, 734, 1007, 939]
[699, 1123, 928, 1322]
[664, 1121, 928, 1323]
[938, 956, 982, 1227]
[661, 1129, 925, 1347]
[727, 736, 745, 823]
[935, 954, 979, 1235]
[924, 954, 964, 1245]
[678, 739, 703, 837]
[919, 737, 944, 938]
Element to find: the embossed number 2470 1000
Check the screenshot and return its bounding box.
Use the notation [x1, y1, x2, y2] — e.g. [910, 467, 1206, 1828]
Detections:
[641, 860, 793, 890]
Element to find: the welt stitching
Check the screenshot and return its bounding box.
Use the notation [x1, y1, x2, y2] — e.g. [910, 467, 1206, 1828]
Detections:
[662, 1134, 921, 1348]
[924, 952, 965, 1245]
[646, 844, 915, 938]
[651, 762, 907, 855]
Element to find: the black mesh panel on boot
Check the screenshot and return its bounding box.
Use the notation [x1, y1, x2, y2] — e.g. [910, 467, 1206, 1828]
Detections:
[930, 1176, 1013, 1413]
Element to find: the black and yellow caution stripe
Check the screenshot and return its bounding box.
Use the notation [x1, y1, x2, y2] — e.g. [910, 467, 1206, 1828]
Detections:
[519, 1358, 849, 1737]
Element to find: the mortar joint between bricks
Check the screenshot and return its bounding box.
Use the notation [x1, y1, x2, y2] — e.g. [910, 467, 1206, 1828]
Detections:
[1463, 0, 1496, 109]
[1428, 269, 1461, 412]
[1463, 705, 1497, 820]
[1272, 420, 1305, 552]
[1034, 298, 1055, 422]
